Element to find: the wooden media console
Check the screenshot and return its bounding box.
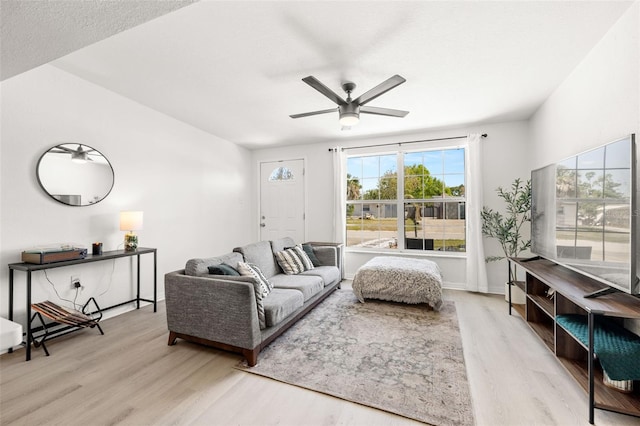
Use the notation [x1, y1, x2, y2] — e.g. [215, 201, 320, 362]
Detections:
[509, 257, 640, 424]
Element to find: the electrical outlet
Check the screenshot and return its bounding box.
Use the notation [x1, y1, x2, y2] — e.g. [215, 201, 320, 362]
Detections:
[71, 275, 81, 289]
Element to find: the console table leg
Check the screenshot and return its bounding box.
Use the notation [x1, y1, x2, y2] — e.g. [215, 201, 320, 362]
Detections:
[26, 271, 32, 361]
[9, 269, 14, 353]
[136, 254, 141, 309]
[153, 250, 157, 312]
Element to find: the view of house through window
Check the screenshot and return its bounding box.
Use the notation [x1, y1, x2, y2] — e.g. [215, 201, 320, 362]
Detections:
[346, 147, 466, 252]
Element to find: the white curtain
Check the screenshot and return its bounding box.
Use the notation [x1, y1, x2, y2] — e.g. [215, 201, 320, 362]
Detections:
[465, 134, 489, 292]
[332, 147, 346, 244]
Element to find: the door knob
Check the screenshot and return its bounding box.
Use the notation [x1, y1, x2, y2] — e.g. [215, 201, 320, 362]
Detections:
[260, 223, 266, 227]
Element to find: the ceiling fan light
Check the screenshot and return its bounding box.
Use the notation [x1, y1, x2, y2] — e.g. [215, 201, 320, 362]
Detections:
[71, 151, 88, 163]
[339, 113, 359, 127]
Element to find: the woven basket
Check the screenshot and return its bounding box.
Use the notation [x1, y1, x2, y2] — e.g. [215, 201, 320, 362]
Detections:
[603, 370, 634, 393]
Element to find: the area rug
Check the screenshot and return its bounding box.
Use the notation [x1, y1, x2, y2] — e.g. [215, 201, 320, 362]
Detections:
[236, 289, 474, 426]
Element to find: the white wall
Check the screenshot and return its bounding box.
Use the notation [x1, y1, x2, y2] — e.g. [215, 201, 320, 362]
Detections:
[529, 2, 639, 333]
[0, 65, 253, 328]
[529, 2, 639, 167]
[251, 120, 530, 293]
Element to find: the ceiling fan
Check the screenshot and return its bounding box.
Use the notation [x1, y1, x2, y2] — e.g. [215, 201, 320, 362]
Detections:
[290, 75, 409, 127]
[50, 144, 95, 163]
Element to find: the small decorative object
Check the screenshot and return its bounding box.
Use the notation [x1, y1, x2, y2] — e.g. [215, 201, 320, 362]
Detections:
[21, 245, 87, 264]
[603, 369, 634, 393]
[92, 242, 103, 255]
[120, 211, 143, 251]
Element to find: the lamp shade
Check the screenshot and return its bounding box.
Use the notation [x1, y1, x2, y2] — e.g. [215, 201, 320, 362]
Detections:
[120, 211, 143, 231]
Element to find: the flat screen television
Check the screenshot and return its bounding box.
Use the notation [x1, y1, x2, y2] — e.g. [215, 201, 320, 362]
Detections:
[530, 134, 638, 296]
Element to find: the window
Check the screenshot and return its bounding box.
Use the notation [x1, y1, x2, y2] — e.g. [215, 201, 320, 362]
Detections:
[346, 155, 398, 248]
[346, 147, 466, 252]
[269, 166, 294, 181]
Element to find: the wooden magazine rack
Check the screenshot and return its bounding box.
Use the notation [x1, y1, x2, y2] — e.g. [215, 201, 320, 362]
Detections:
[30, 298, 104, 356]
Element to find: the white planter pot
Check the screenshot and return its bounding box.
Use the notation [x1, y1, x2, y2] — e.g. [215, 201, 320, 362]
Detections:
[505, 282, 526, 304]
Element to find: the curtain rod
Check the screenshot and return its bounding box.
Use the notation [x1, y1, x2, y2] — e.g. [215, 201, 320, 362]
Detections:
[328, 133, 487, 152]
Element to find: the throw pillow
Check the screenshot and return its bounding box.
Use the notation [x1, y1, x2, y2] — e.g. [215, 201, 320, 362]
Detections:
[253, 285, 266, 330]
[275, 245, 315, 275]
[293, 245, 315, 270]
[208, 263, 240, 276]
[301, 243, 321, 267]
[237, 262, 273, 297]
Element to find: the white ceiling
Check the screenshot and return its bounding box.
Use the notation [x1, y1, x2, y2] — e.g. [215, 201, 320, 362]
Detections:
[0, 0, 195, 81]
[2, 1, 635, 149]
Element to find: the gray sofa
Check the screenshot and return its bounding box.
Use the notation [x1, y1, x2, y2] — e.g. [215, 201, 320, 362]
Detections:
[165, 237, 342, 366]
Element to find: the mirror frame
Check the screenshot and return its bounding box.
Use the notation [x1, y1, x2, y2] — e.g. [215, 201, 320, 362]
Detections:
[36, 143, 115, 207]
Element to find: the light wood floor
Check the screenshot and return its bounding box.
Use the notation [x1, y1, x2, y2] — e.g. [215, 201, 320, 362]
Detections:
[1, 285, 638, 426]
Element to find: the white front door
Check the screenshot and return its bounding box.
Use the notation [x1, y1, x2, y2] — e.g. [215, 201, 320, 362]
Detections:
[259, 159, 305, 242]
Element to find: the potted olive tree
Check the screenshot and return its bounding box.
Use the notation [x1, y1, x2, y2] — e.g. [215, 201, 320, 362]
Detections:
[481, 178, 532, 303]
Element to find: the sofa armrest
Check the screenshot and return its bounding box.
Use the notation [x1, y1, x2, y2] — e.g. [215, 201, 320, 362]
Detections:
[165, 270, 261, 350]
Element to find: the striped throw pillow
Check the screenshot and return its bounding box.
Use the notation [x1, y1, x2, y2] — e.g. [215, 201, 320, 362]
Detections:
[237, 262, 273, 297]
[275, 245, 315, 275]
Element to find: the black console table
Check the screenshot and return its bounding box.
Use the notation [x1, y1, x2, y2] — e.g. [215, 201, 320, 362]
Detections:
[8, 247, 157, 361]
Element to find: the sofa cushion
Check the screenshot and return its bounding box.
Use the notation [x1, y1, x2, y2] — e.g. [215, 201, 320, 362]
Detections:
[300, 265, 341, 287]
[237, 262, 273, 297]
[234, 241, 279, 279]
[207, 264, 240, 275]
[269, 273, 324, 301]
[270, 237, 297, 255]
[311, 246, 338, 267]
[185, 252, 244, 277]
[275, 245, 314, 275]
[263, 288, 304, 327]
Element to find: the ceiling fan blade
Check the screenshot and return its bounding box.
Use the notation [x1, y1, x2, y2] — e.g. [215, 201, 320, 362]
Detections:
[353, 75, 406, 106]
[290, 108, 337, 119]
[302, 76, 347, 105]
[54, 145, 75, 153]
[360, 106, 409, 117]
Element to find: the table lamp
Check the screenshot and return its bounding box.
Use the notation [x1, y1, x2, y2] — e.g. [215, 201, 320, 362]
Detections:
[120, 211, 143, 251]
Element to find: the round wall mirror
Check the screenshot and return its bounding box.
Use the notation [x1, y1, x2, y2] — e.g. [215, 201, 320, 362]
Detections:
[37, 143, 114, 206]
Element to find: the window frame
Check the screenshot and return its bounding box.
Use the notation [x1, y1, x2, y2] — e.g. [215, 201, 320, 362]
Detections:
[345, 142, 467, 256]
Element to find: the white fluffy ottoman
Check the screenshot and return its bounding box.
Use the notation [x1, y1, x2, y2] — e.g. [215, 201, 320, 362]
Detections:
[0, 317, 23, 351]
[352, 256, 443, 310]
